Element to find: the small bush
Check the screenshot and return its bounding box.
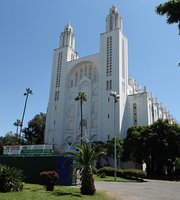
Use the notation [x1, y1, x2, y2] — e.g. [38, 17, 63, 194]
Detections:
[116, 169, 124, 177]
[97, 166, 115, 176]
[123, 169, 146, 180]
[99, 172, 106, 178]
[0, 164, 23, 193]
[40, 170, 59, 191]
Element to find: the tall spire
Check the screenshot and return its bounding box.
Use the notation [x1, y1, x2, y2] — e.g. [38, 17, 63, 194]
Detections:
[106, 5, 122, 32]
[60, 22, 75, 49]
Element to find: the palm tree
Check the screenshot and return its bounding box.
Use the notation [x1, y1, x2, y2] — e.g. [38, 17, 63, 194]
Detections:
[75, 92, 87, 144]
[64, 142, 104, 195]
[19, 88, 33, 140]
[13, 119, 21, 135]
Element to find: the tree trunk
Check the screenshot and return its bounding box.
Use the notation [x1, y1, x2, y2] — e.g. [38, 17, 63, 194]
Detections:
[81, 167, 96, 195]
[80, 100, 83, 145]
[46, 184, 54, 191]
[19, 95, 29, 141]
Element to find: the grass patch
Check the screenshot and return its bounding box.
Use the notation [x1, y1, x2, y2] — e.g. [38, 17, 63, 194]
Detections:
[0, 183, 109, 200]
[94, 174, 134, 182]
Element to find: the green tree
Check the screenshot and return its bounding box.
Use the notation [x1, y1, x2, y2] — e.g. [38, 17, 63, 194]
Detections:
[0, 139, 3, 155]
[150, 119, 180, 176]
[0, 132, 21, 155]
[104, 138, 123, 167]
[19, 88, 33, 140]
[0, 132, 23, 155]
[23, 113, 46, 144]
[64, 142, 104, 195]
[156, 0, 180, 34]
[2, 132, 20, 146]
[75, 92, 87, 144]
[122, 120, 180, 177]
[122, 125, 146, 163]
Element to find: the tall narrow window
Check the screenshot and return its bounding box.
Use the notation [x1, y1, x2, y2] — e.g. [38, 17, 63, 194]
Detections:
[133, 103, 137, 125]
[70, 80, 73, 87]
[56, 52, 63, 88]
[75, 72, 78, 86]
[106, 36, 112, 77]
[85, 65, 87, 76]
[54, 91, 59, 101]
[80, 68, 83, 78]
[106, 80, 109, 90]
[122, 38, 125, 79]
[109, 80, 112, 90]
[89, 66, 92, 78]
[106, 80, 112, 90]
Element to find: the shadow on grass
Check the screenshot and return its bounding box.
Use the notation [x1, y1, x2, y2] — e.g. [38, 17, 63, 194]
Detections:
[101, 178, 146, 183]
[52, 191, 82, 198]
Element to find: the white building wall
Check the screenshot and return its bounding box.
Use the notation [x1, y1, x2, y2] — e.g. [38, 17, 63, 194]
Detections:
[122, 92, 149, 137]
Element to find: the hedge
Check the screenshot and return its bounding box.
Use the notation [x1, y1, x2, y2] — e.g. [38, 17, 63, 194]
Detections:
[97, 167, 146, 180]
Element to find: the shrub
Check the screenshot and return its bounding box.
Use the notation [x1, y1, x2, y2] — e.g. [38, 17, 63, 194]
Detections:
[121, 169, 146, 180]
[97, 167, 146, 180]
[99, 172, 106, 178]
[0, 164, 23, 193]
[40, 170, 59, 191]
[97, 166, 115, 176]
[116, 169, 124, 177]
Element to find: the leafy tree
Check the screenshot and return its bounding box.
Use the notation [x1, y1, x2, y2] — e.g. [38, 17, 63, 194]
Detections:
[156, 0, 180, 34]
[104, 138, 123, 167]
[19, 88, 33, 140]
[64, 142, 104, 195]
[1, 132, 19, 146]
[123, 119, 180, 177]
[0, 132, 21, 155]
[23, 113, 46, 144]
[122, 126, 146, 163]
[0, 139, 3, 155]
[75, 92, 87, 144]
[150, 119, 180, 175]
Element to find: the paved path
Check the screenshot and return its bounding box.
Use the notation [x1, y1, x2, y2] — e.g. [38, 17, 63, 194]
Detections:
[95, 179, 180, 200]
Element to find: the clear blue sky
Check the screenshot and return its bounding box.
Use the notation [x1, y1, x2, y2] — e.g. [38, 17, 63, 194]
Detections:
[0, 0, 180, 136]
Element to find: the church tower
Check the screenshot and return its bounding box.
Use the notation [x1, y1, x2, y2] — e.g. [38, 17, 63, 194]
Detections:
[45, 23, 78, 145]
[60, 23, 75, 50]
[99, 5, 128, 140]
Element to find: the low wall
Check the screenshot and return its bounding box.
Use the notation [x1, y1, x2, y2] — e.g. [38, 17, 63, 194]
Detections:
[0, 156, 76, 186]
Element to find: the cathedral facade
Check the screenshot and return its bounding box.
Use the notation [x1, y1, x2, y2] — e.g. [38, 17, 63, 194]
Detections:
[45, 6, 176, 151]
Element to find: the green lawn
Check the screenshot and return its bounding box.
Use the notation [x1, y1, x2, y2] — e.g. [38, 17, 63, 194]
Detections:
[0, 183, 110, 200]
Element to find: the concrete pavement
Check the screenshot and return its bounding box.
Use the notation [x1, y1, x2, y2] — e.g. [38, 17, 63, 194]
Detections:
[95, 179, 180, 200]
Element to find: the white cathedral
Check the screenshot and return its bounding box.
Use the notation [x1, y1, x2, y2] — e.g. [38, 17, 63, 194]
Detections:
[45, 5, 176, 151]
